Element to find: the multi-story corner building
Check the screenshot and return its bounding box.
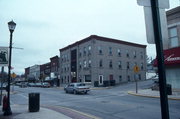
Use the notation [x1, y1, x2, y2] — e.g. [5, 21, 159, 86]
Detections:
[60, 35, 146, 86]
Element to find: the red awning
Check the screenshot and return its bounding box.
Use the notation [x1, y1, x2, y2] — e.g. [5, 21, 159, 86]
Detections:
[154, 47, 180, 66]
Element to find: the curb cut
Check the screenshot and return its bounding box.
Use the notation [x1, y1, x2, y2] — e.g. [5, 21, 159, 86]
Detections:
[128, 91, 180, 100]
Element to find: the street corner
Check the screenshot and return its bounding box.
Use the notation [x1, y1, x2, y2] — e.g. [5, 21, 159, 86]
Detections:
[128, 89, 180, 100]
[127, 90, 160, 99]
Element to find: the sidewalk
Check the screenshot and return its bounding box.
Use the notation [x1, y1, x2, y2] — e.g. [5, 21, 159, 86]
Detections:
[128, 89, 180, 100]
[0, 105, 100, 119]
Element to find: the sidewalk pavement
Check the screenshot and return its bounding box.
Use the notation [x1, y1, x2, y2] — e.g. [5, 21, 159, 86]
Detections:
[128, 89, 180, 100]
[0, 105, 100, 119]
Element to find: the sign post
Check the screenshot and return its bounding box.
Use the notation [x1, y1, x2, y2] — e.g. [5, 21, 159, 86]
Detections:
[137, 0, 170, 119]
[134, 65, 140, 93]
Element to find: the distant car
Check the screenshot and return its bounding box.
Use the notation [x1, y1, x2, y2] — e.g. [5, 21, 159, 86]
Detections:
[42, 82, 50, 88]
[64, 83, 90, 94]
[19, 82, 28, 88]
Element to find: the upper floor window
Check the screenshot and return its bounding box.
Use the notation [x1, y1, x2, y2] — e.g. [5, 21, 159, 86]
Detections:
[140, 52, 143, 59]
[88, 60, 91, 67]
[169, 27, 179, 48]
[79, 62, 82, 69]
[126, 50, 129, 58]
[133, 51, 136, 58]
[117, 49, 121, 57]
[98, 46, 102, 55]
[84, 60, 87, 68]
[141, 63, 144, 70]
[109, 47, 112, 55]
[127, 62, 130, 69]
[99, 59, 103, 68]
[118, 61, 122, 69]
[109, 60, 113, 68]
[88, 45, 91, 55]
[84, 47, 87, 56]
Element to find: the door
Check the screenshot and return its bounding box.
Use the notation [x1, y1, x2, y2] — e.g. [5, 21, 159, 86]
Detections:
[99, 75, 103, 85]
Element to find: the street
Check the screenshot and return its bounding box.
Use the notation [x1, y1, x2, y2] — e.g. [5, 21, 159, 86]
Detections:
[8, 80, 180, 119]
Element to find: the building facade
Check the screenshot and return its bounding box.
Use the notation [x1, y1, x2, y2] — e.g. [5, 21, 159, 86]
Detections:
[60, 35, 147, 86]
[29, 65, 40, 81]
[165, 6, 180, 89]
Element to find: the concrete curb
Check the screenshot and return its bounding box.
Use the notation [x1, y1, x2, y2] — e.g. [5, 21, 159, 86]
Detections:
[128, 91, 180, 100]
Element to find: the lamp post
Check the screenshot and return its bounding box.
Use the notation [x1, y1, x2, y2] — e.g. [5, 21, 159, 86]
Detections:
[4, 20, 16, 116]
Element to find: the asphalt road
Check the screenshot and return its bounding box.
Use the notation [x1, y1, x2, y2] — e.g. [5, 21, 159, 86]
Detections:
[9, 80, 180, 119]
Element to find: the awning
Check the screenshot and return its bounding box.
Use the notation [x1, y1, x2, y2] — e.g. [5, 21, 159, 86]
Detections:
[154, 47, 180, 66]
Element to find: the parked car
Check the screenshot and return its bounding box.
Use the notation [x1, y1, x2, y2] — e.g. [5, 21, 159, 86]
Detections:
[64, 83, 90, 94]
[19, 82, 28, 88]
[42, 82, 50, 88]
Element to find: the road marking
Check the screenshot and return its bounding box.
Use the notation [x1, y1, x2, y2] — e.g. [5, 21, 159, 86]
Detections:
[18, 93, 28, 99]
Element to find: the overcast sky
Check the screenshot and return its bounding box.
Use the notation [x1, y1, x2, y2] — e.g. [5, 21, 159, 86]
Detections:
[0, 0, 179, 74]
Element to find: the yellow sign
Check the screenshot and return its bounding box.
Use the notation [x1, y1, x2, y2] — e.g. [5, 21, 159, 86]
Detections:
[11, 72, 16, 78]
[133, 65, 140, 73]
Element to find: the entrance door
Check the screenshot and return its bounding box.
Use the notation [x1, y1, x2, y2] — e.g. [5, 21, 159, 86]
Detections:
[99, 75, 103, 85]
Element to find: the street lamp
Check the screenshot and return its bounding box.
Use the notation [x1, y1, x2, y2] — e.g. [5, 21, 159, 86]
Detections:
[4, 20, 16, 116]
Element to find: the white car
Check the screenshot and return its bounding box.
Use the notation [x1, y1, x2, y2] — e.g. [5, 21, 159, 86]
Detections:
[64, 83, 90, 94]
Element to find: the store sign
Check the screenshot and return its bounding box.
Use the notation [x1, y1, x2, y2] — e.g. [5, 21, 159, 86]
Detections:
[165, 54, 180, 62]
[154, 47, 180, 66]
[0, 47, 9, 66]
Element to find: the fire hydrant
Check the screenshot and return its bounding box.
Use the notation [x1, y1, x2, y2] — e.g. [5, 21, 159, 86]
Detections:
[2, 95, 8, 112]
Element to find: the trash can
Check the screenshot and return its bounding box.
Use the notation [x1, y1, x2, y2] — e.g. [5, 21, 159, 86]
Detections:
[110, 80, 116, 86]
[166, 84, 172, 95]
[29, 93, 40, 112]
[94, 81, 99, 87]
[103, 81, 110, 87]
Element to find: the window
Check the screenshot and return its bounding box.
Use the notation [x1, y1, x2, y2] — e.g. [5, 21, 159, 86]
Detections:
[141, 63, 144, 70]
[126, 50, 129, 58]
[88, 45, 91, 55]
[109, 60, 113, 68]
[118, 61, 122, 69]
[119, 75, 122, 82]
[98, 46, 102, 54]
[127, 62, 130, 69]
[133, 51, 136, 58]
[79, 62, 82, 69]
[88, 60, 91, 68]
[84, 60, 87, 68]
[140, 52, 143, 59]
[84, 47, 87, 56]
[117, 49, 121, 57]
[109, 47, 112, 55]
[169, 27, 179, 48]
[100, 60, 103, 67]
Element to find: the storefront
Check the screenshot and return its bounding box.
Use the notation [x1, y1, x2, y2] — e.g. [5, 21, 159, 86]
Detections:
[154, 47, 180, 89]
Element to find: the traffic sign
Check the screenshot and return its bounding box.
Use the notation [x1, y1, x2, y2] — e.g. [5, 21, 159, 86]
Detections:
[0, 47, 9, 66]
[133, 65, 140, 73]
[11, 72, 16, 78]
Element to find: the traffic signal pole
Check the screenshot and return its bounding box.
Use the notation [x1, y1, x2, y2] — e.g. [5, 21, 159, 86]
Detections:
[150, 0, 169, 119]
